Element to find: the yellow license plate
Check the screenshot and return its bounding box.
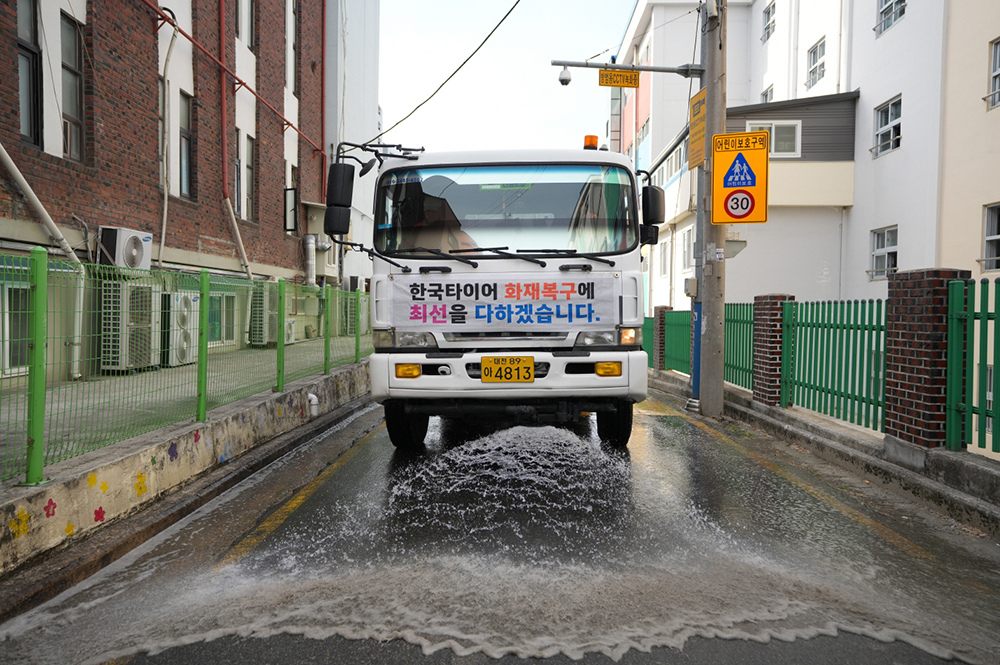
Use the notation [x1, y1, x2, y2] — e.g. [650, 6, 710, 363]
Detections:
[481, 356, 535, 383]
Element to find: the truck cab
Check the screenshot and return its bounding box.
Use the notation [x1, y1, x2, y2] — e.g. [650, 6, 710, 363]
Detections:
[326, 146, 664, 451]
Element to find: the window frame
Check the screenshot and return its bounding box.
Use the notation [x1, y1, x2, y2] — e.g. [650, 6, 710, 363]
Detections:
[681, 228, 693, 271]
[746, 120, 802, 158]
[762, 2, 775, 43]
[760, 85, 773, 104]
[179, 91, 194, 199]
[989, 39, 1000, 110]
[207, 293, 238, 347]
[18, 0, 42, 146]
[983, 204, 1000, 272]
[869, 226, 898, 280]
[245, 135, 255, 221]
[61, 13, 85, 162]
[875, 0, 905, 37]
[806, 38, 826, 89]
[873, 97, 902, 157]
[1, 281, 31, 377]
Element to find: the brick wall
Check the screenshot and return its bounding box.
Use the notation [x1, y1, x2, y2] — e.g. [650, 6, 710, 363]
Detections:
[652, 306, 668, 371]
[883, 269, 970, 448]
[0, 0, 326, 276]
[752, 294, 794, 407]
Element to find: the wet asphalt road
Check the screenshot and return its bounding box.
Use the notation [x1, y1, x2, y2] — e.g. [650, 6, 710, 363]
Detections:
[2, 395, 999, 664]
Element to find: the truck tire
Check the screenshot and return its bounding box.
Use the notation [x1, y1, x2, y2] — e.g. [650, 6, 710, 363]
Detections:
[597, 400, 633, 448]
[384, 400, 429, 451]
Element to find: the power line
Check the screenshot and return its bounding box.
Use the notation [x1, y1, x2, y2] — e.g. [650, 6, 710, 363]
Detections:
[367, 0, 522, 145]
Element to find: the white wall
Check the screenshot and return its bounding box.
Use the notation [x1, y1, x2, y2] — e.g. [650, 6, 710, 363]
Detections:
[842, 2, 947, 300]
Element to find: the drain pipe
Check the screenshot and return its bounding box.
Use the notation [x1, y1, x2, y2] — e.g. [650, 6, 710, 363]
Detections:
[304, 234, 317, 286]
[223, 197, 254, 280]
[0, 140, 85, 379]
[157, 9, 179, 269]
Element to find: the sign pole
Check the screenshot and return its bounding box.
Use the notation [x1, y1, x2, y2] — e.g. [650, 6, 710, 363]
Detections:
[699, 0, 727, 418]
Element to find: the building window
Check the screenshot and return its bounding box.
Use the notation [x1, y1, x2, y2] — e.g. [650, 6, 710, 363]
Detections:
[659, 241, 670, 277]
[179, 92, 193, 199]
[234, 131, 242, 218]
[873, 97, 902, 156]
[292, 0, 299, 96]
[682, 228, 693, 271]
[806, 38, 826, 89]
[61, 14, 84, 161]
[761, 86, 773, 104]
[762, 2, 775, 43]
[245, 136, 255, 221]
[246, 0, 256, 50]
[984, 204, 1000, 271]
[18, 0, 42, 146]
[747, 121, 801, 157]
[1, 284, 30, 376]
[989, 39, 1000, 110]
[870, 227, 898, 280]
[875, 0, 905, 36]
[208, 294, 237, 345]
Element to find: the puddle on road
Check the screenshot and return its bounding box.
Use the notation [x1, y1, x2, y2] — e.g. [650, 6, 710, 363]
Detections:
[2, 420, 997, 664]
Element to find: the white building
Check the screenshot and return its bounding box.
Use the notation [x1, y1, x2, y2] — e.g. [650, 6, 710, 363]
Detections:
[614, 0, 1000, 310]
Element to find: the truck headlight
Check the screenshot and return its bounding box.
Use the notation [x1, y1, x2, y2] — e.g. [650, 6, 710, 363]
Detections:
[372, 330, 438, 349]
[576, 329, 642, 347]
[576, 331, 617, 347]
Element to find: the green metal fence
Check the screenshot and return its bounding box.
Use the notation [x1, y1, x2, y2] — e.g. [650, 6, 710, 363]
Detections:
[724, 303, 754, 391]
[642, 317, 655, 368]
[781, 299, 886, 432]
[0, 247, 371, 484]
[945, 279, 1000, 453]
[662, 310, 692, 374]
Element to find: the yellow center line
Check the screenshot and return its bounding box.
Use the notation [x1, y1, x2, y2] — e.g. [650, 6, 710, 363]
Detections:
[215, 425, 383, 570]
[654, 400, 934, 560]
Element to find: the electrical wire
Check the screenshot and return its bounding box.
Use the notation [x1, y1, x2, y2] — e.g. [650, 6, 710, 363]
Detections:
[367, 0, 522, 144]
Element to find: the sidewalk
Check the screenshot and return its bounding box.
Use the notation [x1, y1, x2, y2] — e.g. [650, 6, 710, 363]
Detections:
[648, 369, 1000, 540]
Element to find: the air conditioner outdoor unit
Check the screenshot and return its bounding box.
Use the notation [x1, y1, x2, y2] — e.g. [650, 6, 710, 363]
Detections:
[249, 284, 279, 347]
[98, 226, 153, 271]
[162, 292, 199, 367]
[284, 319, 296, 345]
[101, 282, 162, 371]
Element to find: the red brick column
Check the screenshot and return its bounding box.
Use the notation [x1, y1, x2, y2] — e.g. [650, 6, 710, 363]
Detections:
[753, 294, 794, 407]
[884, 269, 970, 448]
[653, 306, 670, 371]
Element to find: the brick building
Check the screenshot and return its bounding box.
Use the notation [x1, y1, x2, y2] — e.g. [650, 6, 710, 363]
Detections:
[1, 0, 378, 282]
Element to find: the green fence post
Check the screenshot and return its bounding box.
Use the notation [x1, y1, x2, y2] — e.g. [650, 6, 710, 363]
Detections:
[22, 247, 48, 486]
[196, 269, 210, 421]
[945, 280, 966, 451]
[324, 285, 332, 374]
[276, 279, 286, 392]
[354, 289, 362, 363]
[779, 301, 794, 408]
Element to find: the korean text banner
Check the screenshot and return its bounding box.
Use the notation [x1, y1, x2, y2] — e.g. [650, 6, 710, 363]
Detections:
[392, 273, 621, 331]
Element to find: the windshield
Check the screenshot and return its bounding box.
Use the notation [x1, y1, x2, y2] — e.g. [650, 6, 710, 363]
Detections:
[374, 164, 636, 256]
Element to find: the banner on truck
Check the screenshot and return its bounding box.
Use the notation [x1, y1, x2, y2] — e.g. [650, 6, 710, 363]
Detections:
[392, 273, 621, 331]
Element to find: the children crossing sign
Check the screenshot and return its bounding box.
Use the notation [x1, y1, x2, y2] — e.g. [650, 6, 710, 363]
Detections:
[712, 131, 769, 224]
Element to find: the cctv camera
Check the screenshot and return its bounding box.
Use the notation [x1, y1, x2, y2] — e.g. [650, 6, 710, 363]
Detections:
[558, 67, 571, 86]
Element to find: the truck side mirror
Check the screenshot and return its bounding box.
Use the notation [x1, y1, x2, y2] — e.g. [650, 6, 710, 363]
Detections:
[324, 162, 356, 237]
[642, 185, 665, 226]
[324, 206, 351, 236]
[326, 162, 355, 208]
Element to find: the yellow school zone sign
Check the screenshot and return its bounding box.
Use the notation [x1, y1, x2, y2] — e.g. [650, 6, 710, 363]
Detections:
[712, 131, 769, 224]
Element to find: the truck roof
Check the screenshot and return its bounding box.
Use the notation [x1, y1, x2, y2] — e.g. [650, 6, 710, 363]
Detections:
[379, 148, 636, 173]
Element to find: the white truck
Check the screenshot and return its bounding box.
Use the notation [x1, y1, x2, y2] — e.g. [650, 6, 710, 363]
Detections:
[325, 142, 664, 451]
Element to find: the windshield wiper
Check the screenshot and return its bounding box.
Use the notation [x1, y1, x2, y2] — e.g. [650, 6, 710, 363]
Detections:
[336, 239, 412, 272]
[451, 246, 546, 267]
[516, 248, 615, 266]
[394, 247, 479, 268]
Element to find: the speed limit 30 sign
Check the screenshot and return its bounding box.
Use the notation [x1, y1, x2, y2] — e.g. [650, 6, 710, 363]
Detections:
[712, 131, 769, 224]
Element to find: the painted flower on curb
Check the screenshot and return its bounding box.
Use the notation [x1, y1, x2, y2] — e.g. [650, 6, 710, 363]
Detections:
[9, 508, 30, 539]
[135, 472, 147, 498]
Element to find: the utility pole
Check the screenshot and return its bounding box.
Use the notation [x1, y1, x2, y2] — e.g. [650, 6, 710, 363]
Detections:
[699, 0, 727, 417]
